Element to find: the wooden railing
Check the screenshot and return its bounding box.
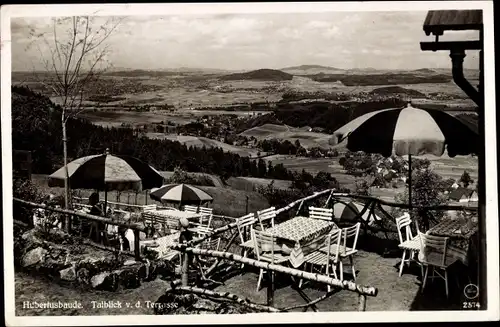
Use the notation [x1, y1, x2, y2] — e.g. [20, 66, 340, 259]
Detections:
[13, 198, 145, 260]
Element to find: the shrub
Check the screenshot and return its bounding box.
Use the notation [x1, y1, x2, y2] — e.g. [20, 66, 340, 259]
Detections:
[13, 177, 46, 226]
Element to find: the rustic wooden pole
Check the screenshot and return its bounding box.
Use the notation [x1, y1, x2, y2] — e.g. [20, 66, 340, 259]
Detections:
[170, 245, 378, 296]
[169, 286, 280, 312]
[295, 200, 304, 216]
[324, 189, 334, 208]
[358, 294, 367, 311]
[181, 252, 189, 286]
[267, 269, 275, 306]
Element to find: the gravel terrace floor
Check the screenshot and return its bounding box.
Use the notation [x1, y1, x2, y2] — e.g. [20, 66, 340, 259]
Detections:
[14, 247, 469, 316]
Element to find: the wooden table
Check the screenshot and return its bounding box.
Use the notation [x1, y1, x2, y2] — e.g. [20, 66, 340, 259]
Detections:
[266, 216, 336, 268]
[142, 210, 201, 236]
[427, 218, 479, 266]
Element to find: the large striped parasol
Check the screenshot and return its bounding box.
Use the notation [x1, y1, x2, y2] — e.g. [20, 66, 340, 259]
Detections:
[48, 149, 164, 213]
[334, 103, 479, 206]
[150, 183, 213, 206]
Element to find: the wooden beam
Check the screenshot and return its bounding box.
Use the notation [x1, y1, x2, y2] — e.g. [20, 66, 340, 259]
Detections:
[170, 244, 378, 296]
[420, 40, 481, 51]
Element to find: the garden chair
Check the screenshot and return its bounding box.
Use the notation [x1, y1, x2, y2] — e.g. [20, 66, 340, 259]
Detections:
[309, 206, 334, 221]
[256, 207, 276, 230]
[184, 205, 199, 213]
[236, 213, 259, 269]
[396, 212, 424, 277]
[198, 207, 214, 228]
[197, 237, 221, 268]
[338, 223, 361, 281]
[251, 228, 288, 292]
[190, 225, 213, 240]
[419, 234, 457, 298]
[142, 204, 157, 212]
[299, 228, 342, 292]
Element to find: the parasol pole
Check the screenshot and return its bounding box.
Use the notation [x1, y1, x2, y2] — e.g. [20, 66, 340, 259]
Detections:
[104, 185, 108, 218]
[408, 154, 412, 210]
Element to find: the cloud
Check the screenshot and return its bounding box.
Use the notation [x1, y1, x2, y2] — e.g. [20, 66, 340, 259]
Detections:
[10, 11, 480, 71]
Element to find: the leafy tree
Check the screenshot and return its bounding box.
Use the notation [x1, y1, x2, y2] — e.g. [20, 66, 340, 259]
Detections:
[27, 16, 122, 229]
[459, 170, 473, 188]
[354, 179, 371, 196]
[393, 168, 448, 231]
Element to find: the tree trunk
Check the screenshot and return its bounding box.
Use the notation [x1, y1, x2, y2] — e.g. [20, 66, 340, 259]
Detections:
[62, 116, 71, 232]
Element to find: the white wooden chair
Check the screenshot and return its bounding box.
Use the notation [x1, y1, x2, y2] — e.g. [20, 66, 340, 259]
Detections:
[309, 206, 334, 221]
[197, 237, 221, 269]
[396, 212, 423, 277]
[236, 213, 259, 268]
[198, 207, 213, 228]
[184, 205, 199, 213]
[339, 223, 361, 281]
[190, 225, 213, 240]
[299, 228, 343, 292]
[419, 234, 457, 298]
[256, 207, 276, 230]
[142, 204, 157, 212]
[251, 228, 288, 292]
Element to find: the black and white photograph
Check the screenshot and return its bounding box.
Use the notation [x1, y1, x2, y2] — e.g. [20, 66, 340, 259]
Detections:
[1, 2, 498, 325]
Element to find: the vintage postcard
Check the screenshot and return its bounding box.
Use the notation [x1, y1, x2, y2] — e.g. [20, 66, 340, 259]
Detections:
[1, 1, 498, 325]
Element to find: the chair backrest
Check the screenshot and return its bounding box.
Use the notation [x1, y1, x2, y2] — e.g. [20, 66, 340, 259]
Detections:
[142, 204, 157, 212]
[184, 205, 199, 213]
[236, 213, 258, 244]
[200, 237, 221, 251]
[192, 225, 213, 238]
[251, 227, 278, 263]
[257, 207, 276, 229]
[325, 228, 343, 266]
[199, 207, 213, 215]
[419, 233, 448, 267]
[396, 212, 419, 243]
[309, 206, 333, 221]
[198, 207, 214, 228]
[341, 222, 361, 251]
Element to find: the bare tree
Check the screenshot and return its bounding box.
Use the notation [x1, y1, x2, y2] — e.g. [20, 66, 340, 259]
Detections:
[27, 16, 123, 231]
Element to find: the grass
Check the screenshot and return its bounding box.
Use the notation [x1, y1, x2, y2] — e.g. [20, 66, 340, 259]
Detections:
[240, 124, 334, 149]
[226, 177, 293, 192]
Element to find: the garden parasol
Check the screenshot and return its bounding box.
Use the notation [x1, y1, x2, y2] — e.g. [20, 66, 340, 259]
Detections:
[334, 103, 479, 208]
[48, 149, 164, 216]
[149, 183, 213, 208]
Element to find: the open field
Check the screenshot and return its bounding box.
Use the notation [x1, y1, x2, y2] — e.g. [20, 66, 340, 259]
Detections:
[240, 124, 335, 149]
[79, 109, 266, 129]
[145, 133, 260, 157]
[226, 177, 293, 192]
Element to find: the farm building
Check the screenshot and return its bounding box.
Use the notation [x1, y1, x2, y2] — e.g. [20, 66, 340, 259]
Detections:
[448, 187, 478, 203]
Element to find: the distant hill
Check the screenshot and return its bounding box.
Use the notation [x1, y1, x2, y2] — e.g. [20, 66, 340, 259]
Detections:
[220, 69, 294, 81]
[369, 86, 427, 98]
[281, 65, 342, 71]
[413, 68, 436, 74]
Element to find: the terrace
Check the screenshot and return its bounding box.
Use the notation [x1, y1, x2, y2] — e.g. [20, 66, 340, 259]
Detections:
[14, 187, 479, 313]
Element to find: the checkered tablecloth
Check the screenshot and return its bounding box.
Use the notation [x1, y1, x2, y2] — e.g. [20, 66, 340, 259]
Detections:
[266, 216, 336, 268]
[427, 219, 479, 266]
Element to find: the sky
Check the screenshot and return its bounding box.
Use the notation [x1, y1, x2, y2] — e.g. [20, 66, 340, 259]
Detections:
[10, 11, 480, 72]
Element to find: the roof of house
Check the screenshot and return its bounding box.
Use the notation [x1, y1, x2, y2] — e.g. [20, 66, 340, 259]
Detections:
[423, 10, 483, 36]
[448, 187, 476, 200]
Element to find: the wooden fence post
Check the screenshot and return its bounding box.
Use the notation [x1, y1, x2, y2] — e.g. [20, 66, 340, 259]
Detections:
[358, 294, 367, 311]
[267, 269, 275, 306]
[295, 200, 304, 216]
[133, 228, 141, 261]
